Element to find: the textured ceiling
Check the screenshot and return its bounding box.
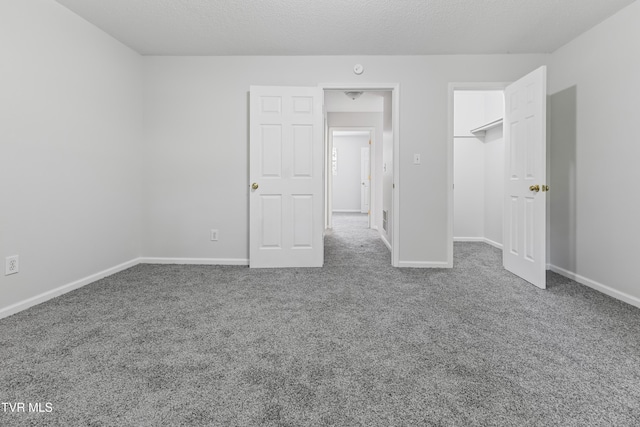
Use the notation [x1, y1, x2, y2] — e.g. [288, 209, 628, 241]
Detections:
[54, 0, 635, 55]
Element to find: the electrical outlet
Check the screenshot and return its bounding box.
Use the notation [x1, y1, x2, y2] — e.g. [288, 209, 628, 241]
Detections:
[5, 255, 19, 275]
[210, 229, 219, 241]
[413, 154, 421, 165]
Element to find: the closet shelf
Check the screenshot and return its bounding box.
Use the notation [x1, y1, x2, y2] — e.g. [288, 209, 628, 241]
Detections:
[470, 118, 503, 136]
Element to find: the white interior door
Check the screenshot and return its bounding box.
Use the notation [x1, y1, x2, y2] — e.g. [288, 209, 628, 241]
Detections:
[249, 86, 324, 268]
[360, 146, 370, 214]
[503, 66, 547, 288]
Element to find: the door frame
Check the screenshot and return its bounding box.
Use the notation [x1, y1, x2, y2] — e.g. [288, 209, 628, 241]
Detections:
[360, 145, 371, 216]
[447, 82, 510, 268]
[319, 83, 400, 268]
[327, 128, 374, 229]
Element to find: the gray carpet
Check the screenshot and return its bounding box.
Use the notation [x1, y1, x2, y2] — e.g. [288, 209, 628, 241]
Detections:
[1, 213, 639, 426]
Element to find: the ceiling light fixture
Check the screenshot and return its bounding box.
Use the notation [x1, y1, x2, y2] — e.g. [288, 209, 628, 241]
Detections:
[344, 91, 363, 100]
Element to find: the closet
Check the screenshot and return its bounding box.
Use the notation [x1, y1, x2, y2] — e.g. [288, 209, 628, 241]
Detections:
[453, 90, 505, 248]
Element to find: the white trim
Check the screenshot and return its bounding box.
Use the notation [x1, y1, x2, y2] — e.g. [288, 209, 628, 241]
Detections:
[483, 238, 503, 250]
[392, 86, 400, 268]
[333, 130, 370, 137]
[380, 234, 392, 251]
[0, 258, 139, 320]
[447, 82, 510, 270]
[454, 237, 485, 242]
[454, 237, 503, 249]
[332, 209, 362, 213]
[398, 260, 450, 268]
[139, 257, 249, 266]
[549, 265, 640, 309]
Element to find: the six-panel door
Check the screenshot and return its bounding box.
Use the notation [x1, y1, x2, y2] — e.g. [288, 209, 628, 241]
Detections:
[249, 86, 324, 268]
[503, 67, 547, 288]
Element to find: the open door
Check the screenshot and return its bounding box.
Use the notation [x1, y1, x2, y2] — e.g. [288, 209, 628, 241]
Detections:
[503, 66, 547, 288]
[360, 146, 370, 215]
[249, 86, 324, 268]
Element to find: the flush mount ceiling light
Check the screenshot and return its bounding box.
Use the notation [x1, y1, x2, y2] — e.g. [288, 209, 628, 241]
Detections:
[344, 91, 363, 100]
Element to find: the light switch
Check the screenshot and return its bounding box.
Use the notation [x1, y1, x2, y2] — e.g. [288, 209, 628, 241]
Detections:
[413, 154, 421, 165]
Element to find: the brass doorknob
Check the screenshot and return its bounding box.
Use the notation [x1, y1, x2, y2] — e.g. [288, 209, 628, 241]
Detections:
[251, 183, 259, 190]
[542, 185, 550, 192]
[529, 185, 540, 192]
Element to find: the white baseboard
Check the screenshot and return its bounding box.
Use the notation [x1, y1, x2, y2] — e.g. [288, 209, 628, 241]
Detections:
[139, 257, 249, 266]
[483, 238, 503, 250]
[549, 264, 640, 309]
[454, 237, 503, 249]
[380, 234, 392, 251]
[398, 260, 451, 268]
[454, 237, 484, 242]
[0, 258, 140, 320]
[332, 210, 362, 213]
[0, 256, 251, 320]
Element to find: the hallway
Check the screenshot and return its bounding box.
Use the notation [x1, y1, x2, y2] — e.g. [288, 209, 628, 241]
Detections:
[324, 213, 390, 268]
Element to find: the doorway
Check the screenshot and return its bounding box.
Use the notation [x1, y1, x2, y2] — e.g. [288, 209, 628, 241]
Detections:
[448, 82, 508, 270]
[448, 67, 548, 288]
[321, 85, 399, 266]
[452, 88, 506, 250]
[328, 129, 373, 228]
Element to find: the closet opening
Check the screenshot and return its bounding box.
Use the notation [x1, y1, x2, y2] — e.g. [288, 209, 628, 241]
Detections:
[450, 86, 507, 263]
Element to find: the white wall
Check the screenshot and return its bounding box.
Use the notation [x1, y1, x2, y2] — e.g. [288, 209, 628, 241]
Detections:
[454, 92, 485, 137]
[483, 127, 504, 245]
[453, 138, 485, 238]
[331, 134, 370, 212]
[325, 91, 384, 113]
[143, 55, 548, 264]
[0, 0, 143, 314]
[548, 0, 640, 305]
[454, 91, 503, 137]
